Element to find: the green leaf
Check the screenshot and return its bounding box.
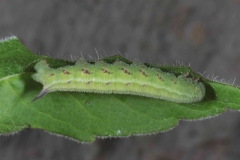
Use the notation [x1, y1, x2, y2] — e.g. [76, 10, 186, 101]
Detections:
[0, 36, 239, 142]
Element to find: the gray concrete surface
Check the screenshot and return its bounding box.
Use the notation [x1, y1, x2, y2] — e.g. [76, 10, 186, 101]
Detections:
[1, 0, 240, 159]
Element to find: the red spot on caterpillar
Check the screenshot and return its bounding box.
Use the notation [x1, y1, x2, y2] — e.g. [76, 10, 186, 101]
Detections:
[121, 68, 130, 75]
[140, 69, 147, 77]
[49, 73, 54, 77]
[67, 81, 71, 84]
[82, 69, 90, 74]
[102, 69, 110, 74]
[106, 82, 111, 85]
[62, 70, 70, 75]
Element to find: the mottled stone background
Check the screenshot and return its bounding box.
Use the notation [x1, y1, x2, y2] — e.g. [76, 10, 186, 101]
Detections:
[1, 0, 240, 159]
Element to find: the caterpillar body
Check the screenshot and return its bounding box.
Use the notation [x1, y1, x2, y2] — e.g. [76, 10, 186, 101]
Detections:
[32, 57, 205, 103]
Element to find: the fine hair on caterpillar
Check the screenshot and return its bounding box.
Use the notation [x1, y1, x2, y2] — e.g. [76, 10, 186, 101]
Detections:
[31, 55, 206, 103]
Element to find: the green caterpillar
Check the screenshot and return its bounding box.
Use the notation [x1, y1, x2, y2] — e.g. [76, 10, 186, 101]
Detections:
[32, 57, 205, 103]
